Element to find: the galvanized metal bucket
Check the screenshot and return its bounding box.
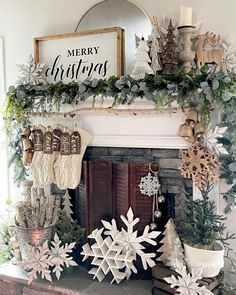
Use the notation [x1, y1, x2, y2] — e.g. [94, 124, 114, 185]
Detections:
[15, 225, 53, 260]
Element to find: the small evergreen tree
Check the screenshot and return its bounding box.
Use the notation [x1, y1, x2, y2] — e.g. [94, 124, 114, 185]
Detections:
[158, 218, 184, 269]
[161, 20, 178, 74]
[131, 38, 154, 79]
[148, 25, 162, 74]
[62, 190, 73, 222]
[179, 181, 236, 250]
[56, 211, 85, 245]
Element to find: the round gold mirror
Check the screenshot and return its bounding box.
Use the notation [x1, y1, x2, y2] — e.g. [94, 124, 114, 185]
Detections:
[76, 0, 152, 74]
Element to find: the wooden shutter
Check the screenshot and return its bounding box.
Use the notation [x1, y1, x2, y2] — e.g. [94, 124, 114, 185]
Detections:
[77, 161, 113, 234]
[77, 161, 158, 234]
[76, 161, 89, 230]
[113, 162, 158, 232]
[113, 162, 130, 229]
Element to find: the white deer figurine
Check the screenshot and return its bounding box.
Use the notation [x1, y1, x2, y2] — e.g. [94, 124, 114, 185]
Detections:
[195, 32, 226, 72]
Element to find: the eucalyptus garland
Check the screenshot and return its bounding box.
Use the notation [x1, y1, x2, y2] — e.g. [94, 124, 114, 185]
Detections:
[4, 69, 236, 212]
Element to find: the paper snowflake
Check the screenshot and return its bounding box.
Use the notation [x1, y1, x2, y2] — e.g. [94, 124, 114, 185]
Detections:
[50, 233, 77, 280]
[20, 233, 77, 284]
[81, 228, 134, 284]
[81, 208, 160, 284]
[16, 54, 46, 85]
[102, 208, 161, 279]
[164, 259, 214, 295]
[20, 241, 52, 284]
[179, 144, 219, 188]
[202, 126, 228, 156]
[139, 172, 160, 197]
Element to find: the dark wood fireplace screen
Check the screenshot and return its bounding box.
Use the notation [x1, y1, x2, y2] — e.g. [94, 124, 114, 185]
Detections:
[73, 161, 170, 234]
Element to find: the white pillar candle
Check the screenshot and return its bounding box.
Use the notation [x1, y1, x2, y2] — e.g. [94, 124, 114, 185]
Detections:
[179, 6, 192, 26]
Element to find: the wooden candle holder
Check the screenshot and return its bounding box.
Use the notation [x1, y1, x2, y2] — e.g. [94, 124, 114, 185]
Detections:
[178, 25, 195, 73]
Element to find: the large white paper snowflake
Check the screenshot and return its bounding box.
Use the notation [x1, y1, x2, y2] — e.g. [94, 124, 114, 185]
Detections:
[16, 54, 46, 85]
[102, 208, 161, 279]
[20, 233, 77, 284]
[139, 172, 160, 197]
[81, 208, 160, 284]
[164, 259, 214, 295]
[202, 126, 228, 156]
[81, 228, 134, 284]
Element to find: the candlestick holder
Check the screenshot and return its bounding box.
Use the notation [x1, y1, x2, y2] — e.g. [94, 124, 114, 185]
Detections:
[177, 25, 195, 73]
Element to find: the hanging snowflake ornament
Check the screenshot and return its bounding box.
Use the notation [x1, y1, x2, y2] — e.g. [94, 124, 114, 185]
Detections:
[179, 143, 219, 188]
[202, 126, 228, 155]
[20, 233, 77, 284]
[164, 259, 214, 295]
[81, 208, 160, 283]
[139, 172, 160, 197]
[16, 54, 46, 85]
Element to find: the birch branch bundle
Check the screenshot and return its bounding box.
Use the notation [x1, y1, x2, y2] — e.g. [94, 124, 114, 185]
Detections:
[15, 187, 61, 229]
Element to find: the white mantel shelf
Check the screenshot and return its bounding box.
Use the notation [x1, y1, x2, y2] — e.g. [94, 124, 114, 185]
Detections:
[30, 98, 189, 150]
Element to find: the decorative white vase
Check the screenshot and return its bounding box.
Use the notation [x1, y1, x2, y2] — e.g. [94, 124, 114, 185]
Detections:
[184, 243, 224, 278]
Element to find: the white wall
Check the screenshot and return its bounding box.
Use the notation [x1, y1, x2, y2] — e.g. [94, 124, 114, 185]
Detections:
[0, 0, 235, 252]
[1, 0, 236, 86]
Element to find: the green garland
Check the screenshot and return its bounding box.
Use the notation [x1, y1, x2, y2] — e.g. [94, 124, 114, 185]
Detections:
[4, 69, 236, 212]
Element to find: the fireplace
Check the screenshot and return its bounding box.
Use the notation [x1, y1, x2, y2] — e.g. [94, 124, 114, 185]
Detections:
[64, 146, 192, 234]
[51, 102, 192, 234]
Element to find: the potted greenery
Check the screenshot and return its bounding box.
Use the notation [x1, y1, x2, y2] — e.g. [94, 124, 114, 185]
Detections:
[55, 211, 85, 264]
[178, 143, 235, 278]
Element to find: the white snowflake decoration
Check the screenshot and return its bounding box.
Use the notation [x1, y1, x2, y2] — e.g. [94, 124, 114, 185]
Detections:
[20, 233, 77, 284]
[20, 241, 52, 284]
[16, 54, 46, 85]
[81, 228, 134, 284]
[50, 233, 77, 280]
[81, 208, 160, 284]
[139, 172, 160, 197]
[202, 126, 228, 155]
[164, 259, 214, 295]
[102, 207, 161, 279]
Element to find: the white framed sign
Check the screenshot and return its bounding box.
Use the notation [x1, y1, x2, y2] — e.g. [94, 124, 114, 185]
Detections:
[34, 27, 124, 83]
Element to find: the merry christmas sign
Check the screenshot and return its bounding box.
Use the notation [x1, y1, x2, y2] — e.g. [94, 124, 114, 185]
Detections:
[34, 27, 124, 83]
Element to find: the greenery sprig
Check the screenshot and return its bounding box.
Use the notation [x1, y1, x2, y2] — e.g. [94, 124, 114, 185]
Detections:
[3, 69, 236, 212]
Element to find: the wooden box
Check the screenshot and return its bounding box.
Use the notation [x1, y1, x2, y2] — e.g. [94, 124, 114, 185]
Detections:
[152, 263, 224, 295]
